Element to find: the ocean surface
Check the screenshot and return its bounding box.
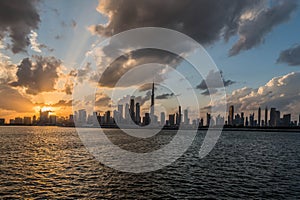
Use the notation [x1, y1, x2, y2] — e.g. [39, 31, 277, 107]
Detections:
[0, 126, 299, 199]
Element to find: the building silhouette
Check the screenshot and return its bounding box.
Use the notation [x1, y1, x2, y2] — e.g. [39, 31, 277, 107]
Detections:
[150, 82, 155, 117]
[229, 105, 234, 126]
[265, 107, 268, 127]
[258, 107, 261, 127]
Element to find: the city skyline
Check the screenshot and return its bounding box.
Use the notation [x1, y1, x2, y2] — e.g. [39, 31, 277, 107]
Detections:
[0, 1, 300, 124]
[2, 86, 300, 129]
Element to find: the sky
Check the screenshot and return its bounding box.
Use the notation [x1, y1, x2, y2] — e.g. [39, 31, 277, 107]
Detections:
[0, 0, 300, 122]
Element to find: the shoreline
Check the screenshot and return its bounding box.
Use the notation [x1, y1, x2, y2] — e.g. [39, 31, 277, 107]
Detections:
[1, 124, 300, 132]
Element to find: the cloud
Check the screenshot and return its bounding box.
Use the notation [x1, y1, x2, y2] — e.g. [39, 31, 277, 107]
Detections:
[229, 1, 297, 56]
[0, 60, 16, 84]
[0, 0, 40, 53]
[95, 94, 111, 107]
[196, 70, 235, 95]
[91, 0, 296, 56]
[97, 49, 180, 88]
[0, 85, 34, 112]
[10, 56, 62, 95]
[29, 30, 42, 53]
[277, 44, 300, 66]
[63, 81, 74, 95]
[138, 83, 157, 92]
[156, 93, 175, 100]
[224, 72, 300, 118]
[51, 100, 72, 107]
[69, 62, 92, 83]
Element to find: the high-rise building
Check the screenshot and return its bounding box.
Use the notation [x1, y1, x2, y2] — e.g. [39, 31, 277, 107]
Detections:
[241, 112, 245, 126]
[105, 111, 111, 124]
[144, 113, 150, 125]
[125, 103, 130, 123]
[258, 107, 261, 127]
[160, 112, 165, 126]
[265, 107, 268, 127]
[275, 111, 281, 127]
[283, 114, 291, 127]
[92, 112, 98, 126]
[270, 108, 276, 127]
[229, 105, 234, 126]
[23, 117, 31, 125]
[216, 114, 224, 126]
[150, 82, 155, 116]
[118, 104, 123, 119]
[184, 109, 189, 125]
[249, 113, 254, 126]
[178, 106, 182, 125]
[49, 115, 56, 125]
[135, 103, 140, 124]
[78, 109, 87, 124]
[169, 114, 175, 126]
[206, 113, 211, 126]
[130, 97, 135, 122]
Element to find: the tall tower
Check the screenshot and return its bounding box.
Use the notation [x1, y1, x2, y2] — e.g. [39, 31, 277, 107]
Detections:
[258, 107, 261, 127]
[270, 108, 276, 127]
[150, 82, 155, 116]
[135, 103, 140, 124]
[130, 97, 135, 122]
[265, 107, 268, 127]
[229, 105, 234, 126]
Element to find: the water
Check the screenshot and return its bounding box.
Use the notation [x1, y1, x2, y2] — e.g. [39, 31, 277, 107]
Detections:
[0, 126, 299, 199]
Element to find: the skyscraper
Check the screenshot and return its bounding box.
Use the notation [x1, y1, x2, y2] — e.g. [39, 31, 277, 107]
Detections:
[160, 112, 165, 126]
[77, 109, 86, 125]
[178, 106, 182, 125]
[169, 114, 175, 126]
[270, 108, 276, 127]
[130, 97, 135, 122]
[118, 104, 123, 119]
[229, 105, 234, 126]
[125, 103, 130, 123]
[265, 107, 268, 127]
[184, 109, 189, 125]
[135, 103, 140, 124]
[206, 113, 211, 126]
[150, 82, 155, 116]
[258, 107, 261, 127]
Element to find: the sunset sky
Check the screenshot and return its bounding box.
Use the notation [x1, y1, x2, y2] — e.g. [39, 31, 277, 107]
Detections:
[1, 0, 300, 121]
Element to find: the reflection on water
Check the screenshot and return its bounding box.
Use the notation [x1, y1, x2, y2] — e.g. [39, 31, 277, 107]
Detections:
[0, 126, 299, 199]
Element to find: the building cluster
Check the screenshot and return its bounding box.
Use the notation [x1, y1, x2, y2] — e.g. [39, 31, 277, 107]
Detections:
[218, 105, 300, 128]
[73, 82, 193, 128]
[0, 81, 299, 129]
[0, 109, 74, 126]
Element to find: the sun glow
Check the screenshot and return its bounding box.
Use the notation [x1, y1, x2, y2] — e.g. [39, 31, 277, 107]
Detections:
[41, 106, 54, 112]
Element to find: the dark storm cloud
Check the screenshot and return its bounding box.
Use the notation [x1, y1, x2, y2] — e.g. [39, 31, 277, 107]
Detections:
[0, 0, 40, 53]
[229, 0, 297, 56]
[98, 49, 181, 88]
[277, 44, 300, 66]
[156, 93, 175, 100]
[196, 70, 235, 94]
[11, 56, 62, 95]
[91, 0, 297, 55]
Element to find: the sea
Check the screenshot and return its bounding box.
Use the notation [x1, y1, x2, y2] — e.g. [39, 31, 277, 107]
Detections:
[0, 126, 299, 199]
